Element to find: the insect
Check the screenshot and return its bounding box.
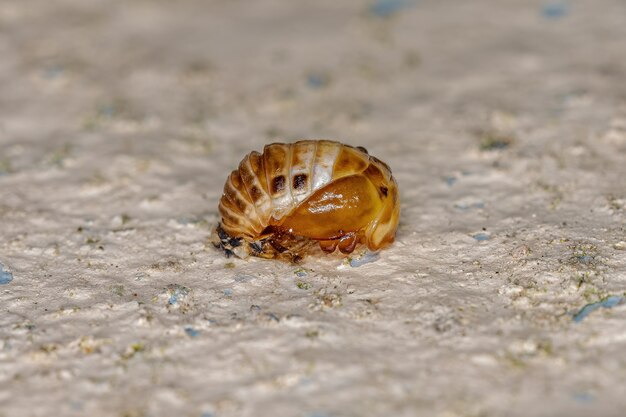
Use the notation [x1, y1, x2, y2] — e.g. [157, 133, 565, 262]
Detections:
[215, 140, 399, 261]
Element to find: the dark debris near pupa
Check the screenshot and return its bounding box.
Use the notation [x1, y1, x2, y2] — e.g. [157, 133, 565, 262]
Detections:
[213, 224, 243, 258]
[212, 223, 312, 263]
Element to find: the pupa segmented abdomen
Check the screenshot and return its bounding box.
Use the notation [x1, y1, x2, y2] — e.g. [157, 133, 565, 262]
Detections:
[222, 141, 353, 233]
[218, 139, 399, 258]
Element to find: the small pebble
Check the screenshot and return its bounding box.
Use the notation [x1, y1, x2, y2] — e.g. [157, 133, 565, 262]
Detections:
[614, 241, 626, 251]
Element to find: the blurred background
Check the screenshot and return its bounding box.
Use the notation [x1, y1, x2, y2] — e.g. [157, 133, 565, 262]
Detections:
[3, 0, 625, 185]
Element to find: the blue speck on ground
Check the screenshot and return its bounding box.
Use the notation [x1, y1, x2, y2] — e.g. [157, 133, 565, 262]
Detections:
[223, 288, 233, 297]
[473, 232, 490, 241]
[443, 176, 457, 186]
[43, 66, 64, 79]
[201, 412, 215, 417]
[295, 268, 308, 277]
[234, 275, 254, 283]
[166, 284, 190, 305]
[370, 0, 412, 17]
[542, 1, 568, 19]
[350, 251, 380, 267]
[184, 327, 200, 337]
[576, 254, 594, 264]
[0, 263, 13, 285]
[176, 216, 200, 225]
[454, 201, 485, 210]
[99, 104, 117, 118]
[307, 73, 328, 89]
[573, 392, 594, 403]
[573, 296, 624, 322]
[265, 312, 280, 322]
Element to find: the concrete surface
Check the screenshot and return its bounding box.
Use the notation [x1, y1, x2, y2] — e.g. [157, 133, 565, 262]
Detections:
[1, 1, 626, 416]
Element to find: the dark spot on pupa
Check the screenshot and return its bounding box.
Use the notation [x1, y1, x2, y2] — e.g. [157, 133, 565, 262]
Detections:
[272, 175, 285, 194]
[249, 185, 262, 202]
[293, 174, 307, 190]
[380, 186, 388, 197]
[357, 146, 368, 154]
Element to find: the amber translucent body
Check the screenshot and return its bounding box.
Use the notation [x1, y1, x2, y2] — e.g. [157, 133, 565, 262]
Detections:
[218, 140, 399, 257]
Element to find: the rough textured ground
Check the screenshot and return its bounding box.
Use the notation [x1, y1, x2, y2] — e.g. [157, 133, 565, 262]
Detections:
[1, 1, 626, 416]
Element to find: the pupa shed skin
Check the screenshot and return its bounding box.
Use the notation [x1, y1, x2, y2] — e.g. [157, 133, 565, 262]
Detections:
[216, 140, 399, 259]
